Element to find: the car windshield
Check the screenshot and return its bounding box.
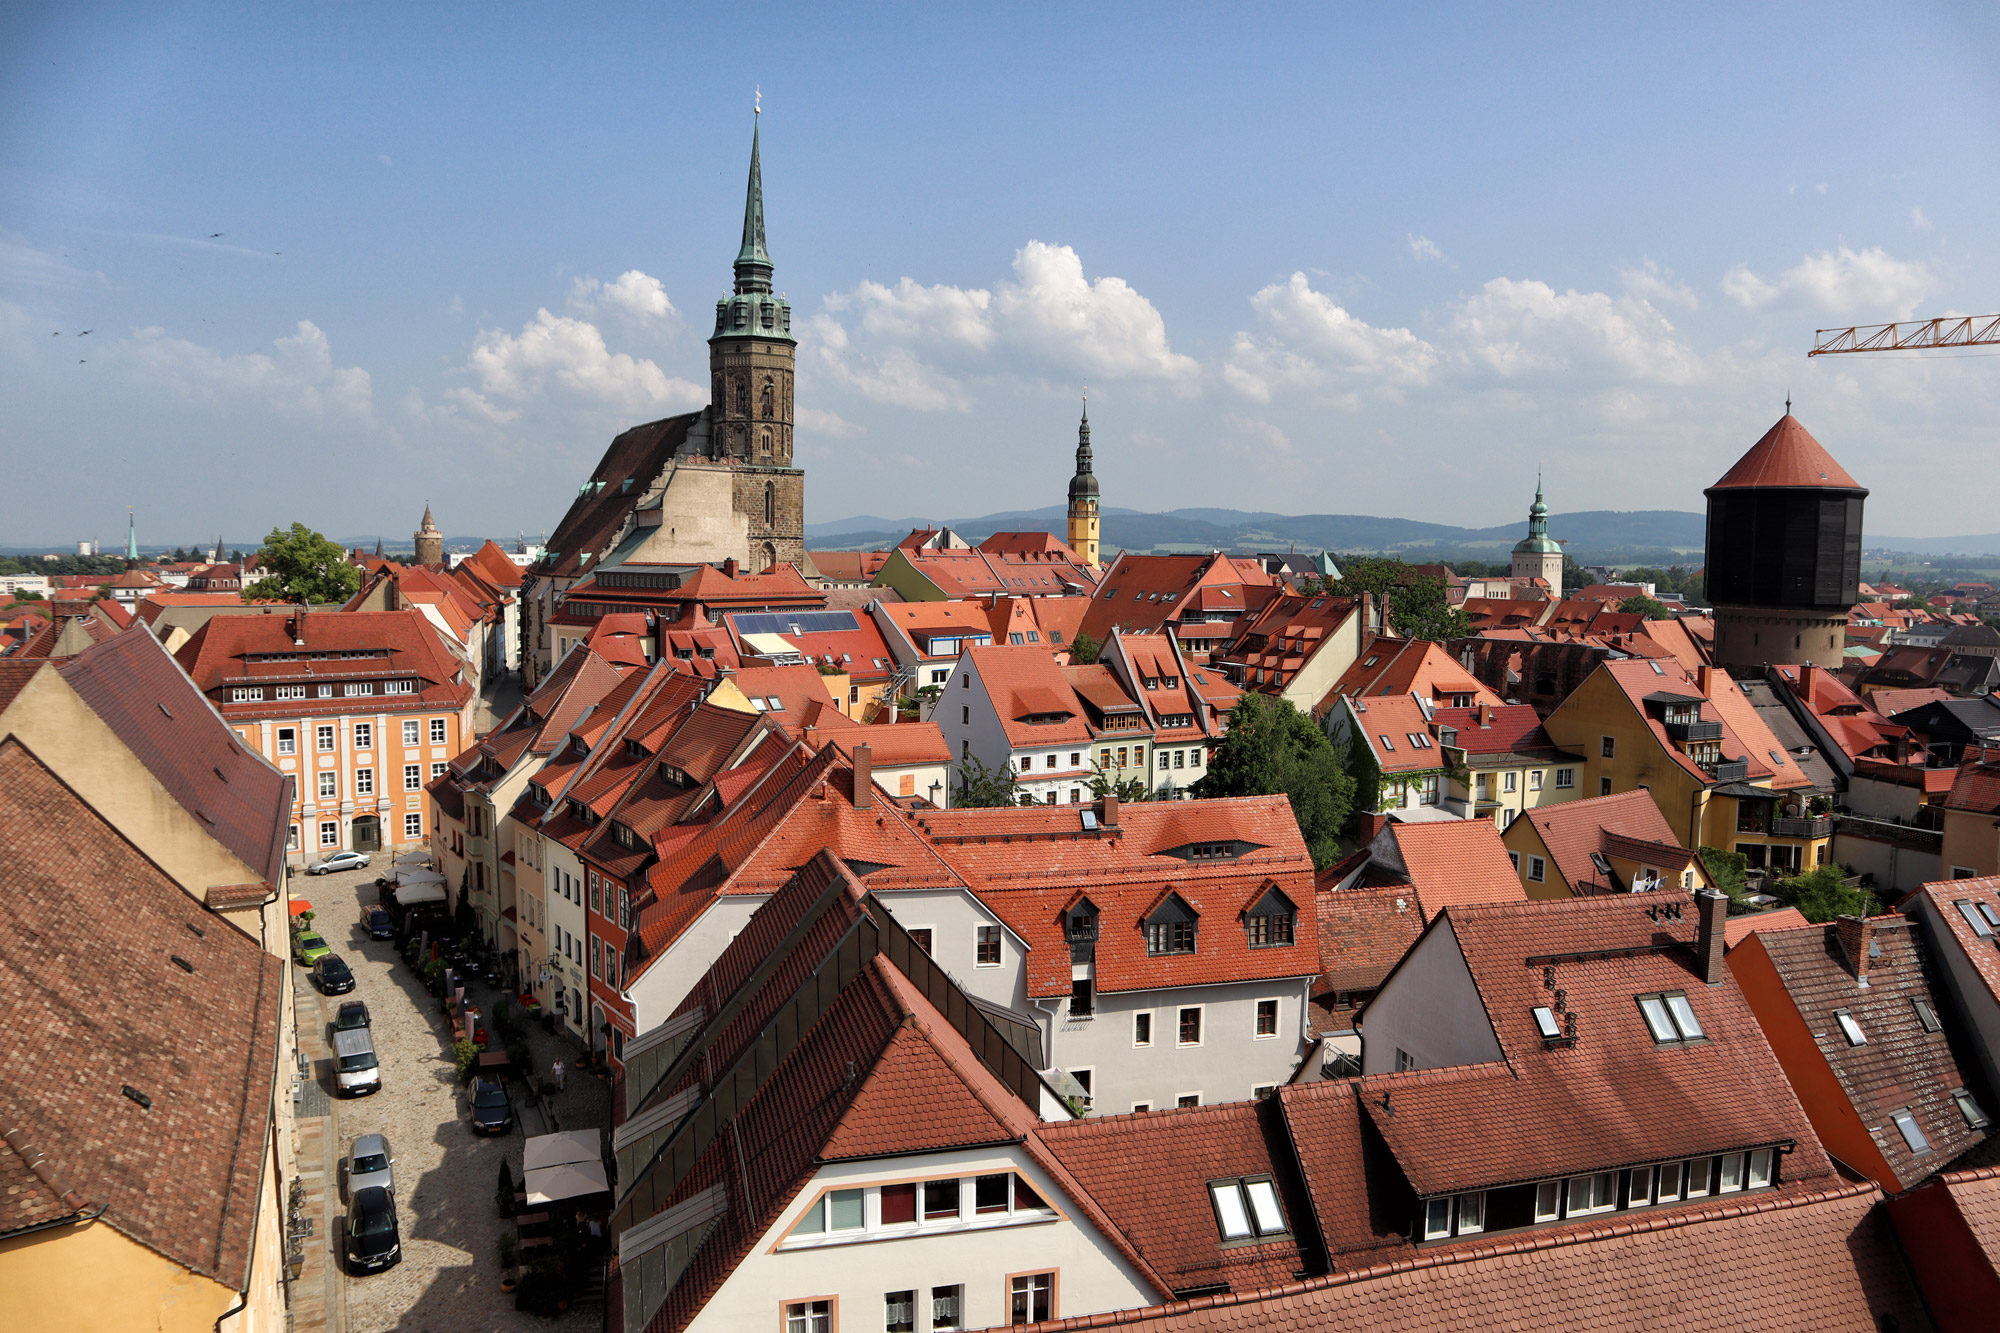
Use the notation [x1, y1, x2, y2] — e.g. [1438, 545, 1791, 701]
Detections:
[337, 1005, 366, 1025]
[298, 934, 324, 948]
[474, 1085, 507, 1108]
[322, 958, 349, 972]
[352, 1205, 396, 1237]
[337, 1052, 378, 1072]
[352, 1152, 389, 1174]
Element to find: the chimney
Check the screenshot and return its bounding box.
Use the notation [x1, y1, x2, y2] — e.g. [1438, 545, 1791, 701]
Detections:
[1101, 792, 1120, 831]
[1833, 914, 1875, 981]
[1358, 810, 1390, 845]
[1477, 703, 1493, 729]
[852, 743, 873, 810]
[721, 557, 739, 578]
[1696, 664, 1717, 698]
[1799, 667, 1816, 706]
[1694, 889, 1728, 985]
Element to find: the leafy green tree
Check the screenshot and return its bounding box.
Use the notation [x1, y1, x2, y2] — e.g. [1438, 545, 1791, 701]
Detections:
[1193, 693, 1354, 868]
[1331, 556, 1468, 641]
[1699, 846, 1749, 907]
[1088, 760, 1152, 804]
[1772, 863, 1878, 924]
[1068, 631, 1100, 666]
[243, 523, 360, 604]
[1619, 594, 1671, 619]
[954, 754, 1034, 808]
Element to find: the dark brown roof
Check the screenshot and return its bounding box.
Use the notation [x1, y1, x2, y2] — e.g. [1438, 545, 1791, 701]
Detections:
[0, 738, 283, 1285]
[1316, 881, 1424, 996]
[56, 629, 293, 889]
[1708, 414, 1866, 493]
[538, 413, 701, 579]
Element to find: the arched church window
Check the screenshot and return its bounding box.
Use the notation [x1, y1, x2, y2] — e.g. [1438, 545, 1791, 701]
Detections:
[759, 429, 773, 460]
[764, 481, 775, 526]
[736, 381, 750, 416]
[762, 542, 778, 572]
[761, 379, 775, 420]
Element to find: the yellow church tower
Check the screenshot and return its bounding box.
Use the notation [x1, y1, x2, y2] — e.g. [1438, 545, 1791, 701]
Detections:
[1066, 395, 1100, 567]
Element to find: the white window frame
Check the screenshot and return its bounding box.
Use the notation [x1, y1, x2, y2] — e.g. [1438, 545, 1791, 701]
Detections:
[403, 812, 422, 840]
[1566, 1171, 1617, 1216]
[353, 722, 373, 750]
[1175, 1092, 1201, 1108]
[429, 717, 447, 744]
[1176, 1005, 1204, 1047]
[1132, 1011, 1154, 1048]
[286, 824, 300, 850]
[1527, 855, 1546, 883]
[974, 924, 1001, 966]
[404, 763, 422, 791]
[402, 719, 421, 746]
[1253, 997, 1281, 1039]
[231, 686, 262, 703]
[1555, 767, 1575, 789]
[316, 724, 336, 752]
[318, 771, 337, 799]
[275, 684, 306, 701]
[355, 768, 374, 797]
[319, 820, 340, 848]
[277, 727, 297, 756]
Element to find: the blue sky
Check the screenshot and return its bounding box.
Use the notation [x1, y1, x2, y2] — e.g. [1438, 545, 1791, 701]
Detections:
[4, 3, 1998, 548]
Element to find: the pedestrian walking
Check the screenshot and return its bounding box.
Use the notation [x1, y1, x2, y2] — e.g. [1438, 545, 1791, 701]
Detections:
[551, 1058, 566, 1092]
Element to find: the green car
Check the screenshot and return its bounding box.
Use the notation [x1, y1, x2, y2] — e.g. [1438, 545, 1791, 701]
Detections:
[293, 930, 332, 965]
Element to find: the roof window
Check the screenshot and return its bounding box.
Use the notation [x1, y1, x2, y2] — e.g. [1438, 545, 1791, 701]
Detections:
[1637, 991, 1704, 1044]
[1834, 1009, 1867, 1045]
[1209, 1178, 1287, 1242]
[1378, 735, 1395, 751]
[1913, 997, 1942, 1032]
[1955, 1089, 1991, 1129]
[1362, 656, 1379, 668]
[1954, 900, 1994, 938]
[1891, 1109, 1932, 1154]
[1531, 1006, 1561, 1039]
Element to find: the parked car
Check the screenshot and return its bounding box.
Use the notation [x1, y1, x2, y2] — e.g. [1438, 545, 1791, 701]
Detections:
[292, 930, 331, 966]
[308, 851, 371, 876]
[468, 1077, 513, 1135]
[332, 1000, 371, 1034]
[333, 1028, 381, 1096]
[345, 1186, 400, 1273]
[314, 954, 356, 995]
[361, 907, 395, 940]
[346, 1133, 394, 1197]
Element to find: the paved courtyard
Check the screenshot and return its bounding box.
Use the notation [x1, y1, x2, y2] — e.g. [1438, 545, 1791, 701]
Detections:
[291, 865, 609, 1332]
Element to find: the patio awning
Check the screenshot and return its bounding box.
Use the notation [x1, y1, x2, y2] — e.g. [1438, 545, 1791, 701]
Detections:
[523, 1159, 609, 1206]
[394, 881, 447, 906]
[524, 1129, 601, 1172]
[390, 868, 446, 886]
[288, 898, 313, 917]
[394, 851, 434, 867]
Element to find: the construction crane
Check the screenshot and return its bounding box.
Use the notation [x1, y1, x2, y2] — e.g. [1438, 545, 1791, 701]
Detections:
[1809, 313, 2000, 356]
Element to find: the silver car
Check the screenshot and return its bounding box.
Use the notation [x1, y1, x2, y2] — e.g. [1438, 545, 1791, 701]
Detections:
[348, 1133, 394, 1197]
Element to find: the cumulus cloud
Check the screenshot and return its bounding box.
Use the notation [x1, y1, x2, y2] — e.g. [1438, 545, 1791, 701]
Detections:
[1408, 234, 1448, 265]
[1620, 261, 1699, 312]
[810, 241, 1194, 412]
[125, 319, 375, 417]
[797, 406, 865, 437]
[568, 269, 676, 323]
[1223, 272, 1437, 402]
[1723, 247, 1932, 319]
[1447, 278, 1701, 384]
[459, 308, 703, 422]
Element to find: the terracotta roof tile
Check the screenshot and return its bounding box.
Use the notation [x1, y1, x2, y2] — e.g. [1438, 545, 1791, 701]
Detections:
[1517, 790, 1689, 896]
[1316, 882, 1424, 995]
[1374, 820, 1525, 920]
[1708, 413, 1865, 492]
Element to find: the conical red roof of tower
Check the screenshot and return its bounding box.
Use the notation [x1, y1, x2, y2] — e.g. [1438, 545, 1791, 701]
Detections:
[1707, 414, 1865, 492]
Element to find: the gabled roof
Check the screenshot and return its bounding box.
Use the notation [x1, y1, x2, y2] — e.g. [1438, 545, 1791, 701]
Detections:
[1517, 790, 1690, 896]
[0, 738, 284, 1286]
[1595, 659, 1810, 790]
[804, 721, 952, 770]
[1707, 413, 1866, 492]
[969, 643, 1093, 748]
[175, 608, 470, 716]
[1316, 881, 1424, 996]
[536, 412, 701, 580]
[1370, 820, 1525, 919]
[1345, 694, 1443, 776]
[1429, 702, 1559, 758]
[1360, 893, 1832, 1198]
[1903, 877, 2000, 1014]
[1945, 762, 2000, 815]
[1327, 639, 1500, 709]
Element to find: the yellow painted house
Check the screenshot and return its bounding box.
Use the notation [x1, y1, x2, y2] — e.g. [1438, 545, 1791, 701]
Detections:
[1941, 760, 2000, 879]
[1541, 659, 1832, 876]
[1503, 788, 1715, 901]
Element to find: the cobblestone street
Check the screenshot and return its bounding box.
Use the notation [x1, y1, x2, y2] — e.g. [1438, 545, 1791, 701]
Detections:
[291, 866, 609, 1333]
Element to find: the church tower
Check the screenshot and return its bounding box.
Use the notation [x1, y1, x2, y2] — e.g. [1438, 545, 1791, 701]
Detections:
[708, 112, 803, 571]
[1510, 479, 1564, 597]
[1067, 397, 1101, 567]
[413, 505, 444, 567]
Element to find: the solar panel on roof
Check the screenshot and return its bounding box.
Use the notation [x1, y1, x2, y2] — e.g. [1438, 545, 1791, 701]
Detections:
[730, 611, 859, 636]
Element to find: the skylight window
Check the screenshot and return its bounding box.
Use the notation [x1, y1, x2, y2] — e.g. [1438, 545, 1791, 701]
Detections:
[1891, 1110, 1931, 1154]
[1955, 901, 1994, 938]
[1913, 998, 1943, 1032]
[1209, 1178, 1287, 1242]
[1379, 735, 1395, 751]
[1835, 1009, 1867, 1045]
[1637, 992, 1704, 1044]
[1955, 1089, 1991, 1129]
[1406, 733, 1424, 749]
[1649, 661, 1666, 676]
[1531, 1006, 1561, 1039]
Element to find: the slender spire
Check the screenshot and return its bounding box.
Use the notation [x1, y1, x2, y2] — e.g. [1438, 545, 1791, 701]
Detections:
[126, 507, 137, 561]
[1069, 391, 1098, 501]
[734, 109, 773, 294]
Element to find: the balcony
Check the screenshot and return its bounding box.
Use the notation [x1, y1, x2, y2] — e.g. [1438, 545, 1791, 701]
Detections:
[1771, 816, 1833, 839]
[1700, 758, 1750, 784]
[1664, 719, 1723, 743]
[467, 835, 490, 860]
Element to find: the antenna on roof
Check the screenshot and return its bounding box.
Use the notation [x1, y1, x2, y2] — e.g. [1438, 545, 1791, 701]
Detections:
[1785, 390, 1792, 415]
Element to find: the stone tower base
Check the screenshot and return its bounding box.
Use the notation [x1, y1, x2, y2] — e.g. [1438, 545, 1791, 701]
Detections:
[1711, 605, 1848, 670]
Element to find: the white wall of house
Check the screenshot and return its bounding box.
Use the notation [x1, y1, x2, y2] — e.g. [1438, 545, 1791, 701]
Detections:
[876, 889, 1032, 1014]
[623, 894, 767, 1033]
[682, 1142, 1157, 1333]
[934, 653, 1096, 804]
[543, 838, 592, 1037]
[1847, 773, 1927, 822]
[1357, 920, 1502, 1075]
[1043, 977, 1315, 1113]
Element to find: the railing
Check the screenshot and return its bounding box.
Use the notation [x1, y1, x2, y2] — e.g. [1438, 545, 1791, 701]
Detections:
[1771, 816, 1833, 839]
[1701, 759, 1750, 784]
[1833, 814, 1944, 852]
[1665, 719, 1723, 742]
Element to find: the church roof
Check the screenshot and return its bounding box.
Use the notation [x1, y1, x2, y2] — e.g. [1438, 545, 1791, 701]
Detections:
[1708, 414, 1866, 493]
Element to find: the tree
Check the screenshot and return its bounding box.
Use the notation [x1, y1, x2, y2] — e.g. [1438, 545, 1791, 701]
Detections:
[954, 754, 1034, 808]
[244, 523, 360, 604]
[1068, 631, 1101, 666]
[1089, 760, 1152, 804]
[1619, 594, 1671, 620]
[1772, 863, 1878, 924]
[1331, 556, 1468, 642]
[1193, 693, 1354, 868]
[1699, 846, 1749, 907]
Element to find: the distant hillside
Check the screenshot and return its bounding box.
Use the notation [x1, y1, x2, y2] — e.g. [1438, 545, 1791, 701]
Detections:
[805, 506, 1710, 564]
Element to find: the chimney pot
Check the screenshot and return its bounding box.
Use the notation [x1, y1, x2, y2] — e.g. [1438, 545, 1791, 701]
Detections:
[1101, 792, 1120, 830]
[1834, 914, 1875, 981]
[852, 743, 873, 810]
[1694, 889, 1729, 985]
[1478, 703, 1492, 729]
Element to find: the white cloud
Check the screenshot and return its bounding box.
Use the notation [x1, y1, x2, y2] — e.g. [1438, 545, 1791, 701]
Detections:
[1910, 206, 1931, 230]
[378, 154, 393, 168]
[1447, 278, 1702, 384]
[459, 308, 703, 419]
[1408, 234, 1448, 264]
[1722, 246, 1932, 319]
[125, 319, 375, 418]
[808, 241, 1195, 412]
[797, 406, 865, 437]
[0, 232, 107, 290]
[1620, 261, 1699, 312]
[568, 269, 676, 323]
[1223, 272, 1437, 402]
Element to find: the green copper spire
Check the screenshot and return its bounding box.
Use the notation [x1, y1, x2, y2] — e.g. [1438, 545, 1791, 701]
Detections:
[126, 508, 138, 562]
[734, 115, 773, 294]
[1069, 392, 1098, 501]
[1514, 474, 1560, 554]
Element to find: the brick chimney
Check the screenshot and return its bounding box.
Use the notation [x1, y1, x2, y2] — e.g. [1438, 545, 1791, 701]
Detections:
[1477, 703, 1493, 729]
[721, 557, 740, 578]
[1799, 667, 1816, 706]
[852, 743, 873, 810]
[1696, 665, 1718, 698]
[1694, 889, 1729, 985]
[1101, 792, 1120, 831]
[1357, 810, 1390, 845]
[1833, 914, 1875, 981]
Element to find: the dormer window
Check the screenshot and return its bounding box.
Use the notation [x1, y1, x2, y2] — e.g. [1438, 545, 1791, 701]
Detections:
[1145, 895, 1198, 956]
[611, 822, 639, 851]
[1244, 886, 1296, 947]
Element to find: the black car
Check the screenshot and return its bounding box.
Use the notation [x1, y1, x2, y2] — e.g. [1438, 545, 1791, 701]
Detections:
[469, 1076, 513, 1135]
[314, 954, 357, 995]
[361, 907, 395, 940]
[346, 1186, 400, 1273]
[332, 1000, 370, 1034]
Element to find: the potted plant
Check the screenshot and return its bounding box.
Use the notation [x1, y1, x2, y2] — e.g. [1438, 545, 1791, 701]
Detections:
[497, 1232, 519, 1290]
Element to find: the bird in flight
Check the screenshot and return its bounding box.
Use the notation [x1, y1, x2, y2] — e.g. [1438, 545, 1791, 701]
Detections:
[78, 330, 92, 336]
[210, 232, 223, 238]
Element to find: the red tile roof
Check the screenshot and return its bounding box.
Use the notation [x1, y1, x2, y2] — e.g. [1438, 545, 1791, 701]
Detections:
[1903, 877, 2000, 1013]
[1373, 820, 1525, 920]
[1316, 881, 1424, 995]
[1597, 658, 1810, 791]
[0, 738, 284, 1285]
[1708, 413, 1865, 492]
[969, 643, 1094, 748]
[1517, 789, 1689, 896]
[1944, 762, 2000, 815]
[805, 721, 952, 769]
[175, 608, 471, 719]
[1429, 702, 1558, 756]
[1723, 907, 1810, 946]
[1345, 694, 1445, 775]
